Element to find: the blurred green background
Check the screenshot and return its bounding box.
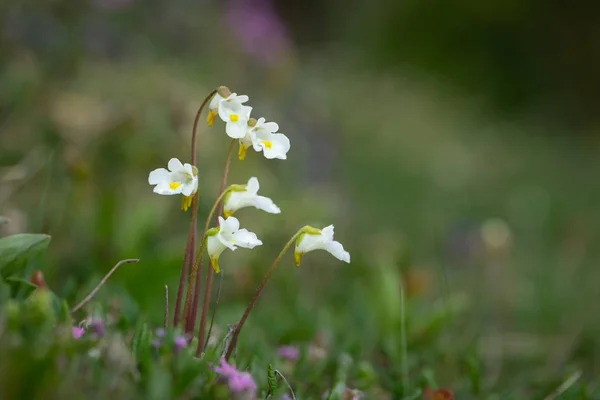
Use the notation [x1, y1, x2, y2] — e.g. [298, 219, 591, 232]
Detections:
[2, 0, 600, 396]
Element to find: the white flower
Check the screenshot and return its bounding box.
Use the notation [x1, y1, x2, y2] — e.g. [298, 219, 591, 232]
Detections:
[237, 127, 254, 160]
[294, 225, 350, 266]
[218, 93, 252, 139]
[250, 117, 290, 160]
[207, 216, 263, 273]
[148, 158, 198, 197]
[206, 93, 223, 127]
[223, 177, 281, 218]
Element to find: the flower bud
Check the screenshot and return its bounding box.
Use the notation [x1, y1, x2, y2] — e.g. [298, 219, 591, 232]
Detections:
[217, 86, 232, 98]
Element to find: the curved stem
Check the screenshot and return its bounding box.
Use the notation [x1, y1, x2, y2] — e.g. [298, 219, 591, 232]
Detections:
[202, 266, 224, 351]
[224, 231, 302, 360]
[71, 259, 139, 313]
[191, 89, 217, 166]
[181, 186, 231, 331]
[197, 139, 235, 353]
[173, 89, 216, 328]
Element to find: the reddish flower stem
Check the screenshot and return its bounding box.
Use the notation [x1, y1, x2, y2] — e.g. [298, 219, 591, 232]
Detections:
[196, 139, 235, 354]
[173, 89, 216, 328]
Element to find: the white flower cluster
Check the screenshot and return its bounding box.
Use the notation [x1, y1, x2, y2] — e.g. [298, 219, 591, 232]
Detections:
[148, 87, 349, 274]
[207, 89, 290, 161]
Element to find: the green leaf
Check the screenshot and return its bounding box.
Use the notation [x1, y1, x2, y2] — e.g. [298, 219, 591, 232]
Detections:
[267, 364, 278, 395]
[0, 233, 51, 279]
[5, 276, 37, 299]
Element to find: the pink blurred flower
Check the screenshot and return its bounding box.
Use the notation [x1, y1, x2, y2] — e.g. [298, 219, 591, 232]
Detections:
[277, 345, 299, 362]
[214, 358, 257, 397]
[72, 326, 85, 339]
[229, 371, 257, 394]
[226, 0, 292, 65]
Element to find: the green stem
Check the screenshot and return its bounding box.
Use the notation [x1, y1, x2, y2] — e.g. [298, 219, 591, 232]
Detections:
[224, 230, 302, 360]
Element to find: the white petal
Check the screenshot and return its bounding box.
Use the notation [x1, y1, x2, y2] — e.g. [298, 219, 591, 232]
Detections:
[224, 191, 252, 214]
[232, 229, 262, 249]
[221, 216, 240, 233]
[260, 121, 279, 133]
[148, 168, 170, 185]
[217, 231, 237, 251]
[181, 180, 196, 197]
[262, 133, 290, 160]
[253, 195, 281, 214]
[321, 225, 335, 241]
[226, 121, 249, 139]
[209, 93, 223, 111]
[168, 158, 185, 172]
[153, 182, 181, 195]
[207, 235, 228, 259]
[246, 177, 260, 194]
[235, 94, 249, 103]
[325, 240, 350, 263]
[296, 233, 324, 254]
[183, 163, 195, 176]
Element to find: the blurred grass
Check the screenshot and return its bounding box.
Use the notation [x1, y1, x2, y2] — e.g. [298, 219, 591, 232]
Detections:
[2, 0, 600, 397]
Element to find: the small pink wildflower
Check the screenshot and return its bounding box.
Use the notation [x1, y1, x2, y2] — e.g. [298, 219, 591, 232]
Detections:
[229, 371, 257, 394]
[277, 345, 299, 362]
[213, 358, 257, 397]
[72, 326, 85, 339]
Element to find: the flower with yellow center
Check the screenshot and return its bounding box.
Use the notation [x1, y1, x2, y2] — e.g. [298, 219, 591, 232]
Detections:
[223, 177, 281, 218]
[217, 93, 252, 139]
[294, 225, 350, 266]
[206, 216, 263, 273]
[148, 158, 198, 211]
[250, 117, 290, 160]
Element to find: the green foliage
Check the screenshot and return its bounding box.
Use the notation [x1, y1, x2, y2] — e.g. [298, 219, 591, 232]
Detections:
[0, 233, 51, 281]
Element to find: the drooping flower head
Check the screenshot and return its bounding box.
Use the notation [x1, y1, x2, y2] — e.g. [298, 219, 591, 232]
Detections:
[223, 177, 281, 218]
[207, 216, 263, 273]
[218, 95, 252, 140]
[148, 158, 199, 211]
[250, 117, 290, 160]
[207, 93, 224, 127]
[294, 225, 350, 266]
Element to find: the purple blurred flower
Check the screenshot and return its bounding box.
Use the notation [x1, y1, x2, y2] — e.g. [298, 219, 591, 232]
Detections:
[214, 358, 239, 378]
[72, 326, 85, 339]
[214, 358, 257, 397]
[90, 320, 105, 337]
[174, 336, 187, 352]
[155, 328, 166, 338]
[229, 371, 257, 394]
[226, 0, 292, 65]
[277, 345, 299, 362]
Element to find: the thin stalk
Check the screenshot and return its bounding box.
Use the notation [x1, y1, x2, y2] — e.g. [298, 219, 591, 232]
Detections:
[181, 186, 231, 331]
[174, 205, 195, 327]
[164, 285, 169, 329]
[71, 259, 139, 313]
[224, 231, 302, 360]
[202, 266, 224, 351]
[197, 139, 235, 353]
[173, 89, 216, 327]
